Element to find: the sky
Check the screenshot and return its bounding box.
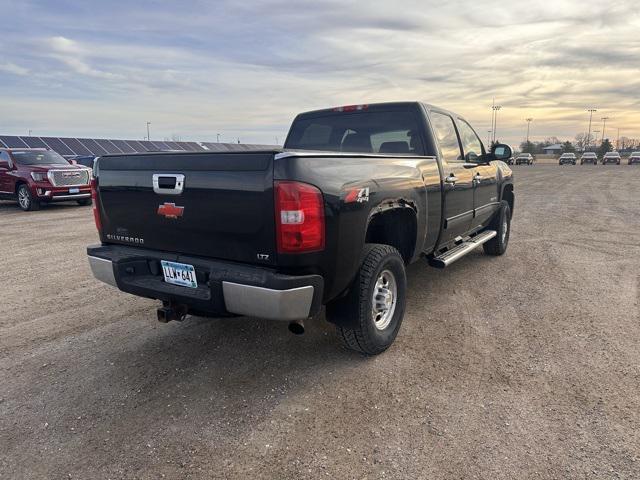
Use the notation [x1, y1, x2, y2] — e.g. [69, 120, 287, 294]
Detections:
[1, 0, 639, 146]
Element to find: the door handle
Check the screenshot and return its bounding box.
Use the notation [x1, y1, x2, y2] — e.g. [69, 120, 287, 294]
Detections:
[445, 175, 458, 184]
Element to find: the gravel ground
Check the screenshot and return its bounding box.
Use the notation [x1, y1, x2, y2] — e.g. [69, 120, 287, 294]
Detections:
[1, 165, 639, 479]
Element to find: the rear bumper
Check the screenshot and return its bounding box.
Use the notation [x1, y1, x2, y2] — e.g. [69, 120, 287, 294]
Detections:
[87, 244, 323, 321]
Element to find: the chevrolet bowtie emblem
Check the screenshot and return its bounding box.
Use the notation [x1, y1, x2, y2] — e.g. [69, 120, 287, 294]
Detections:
[157, 202, 184, 219]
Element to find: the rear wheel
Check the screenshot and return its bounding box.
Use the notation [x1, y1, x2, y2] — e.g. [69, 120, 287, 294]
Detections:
[483, 200, 511, 256]
[17, 184, 40, 211]
[327, 244, 407, 355]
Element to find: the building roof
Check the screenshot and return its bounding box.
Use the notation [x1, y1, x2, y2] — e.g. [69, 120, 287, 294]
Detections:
[543, 144, 564, 151]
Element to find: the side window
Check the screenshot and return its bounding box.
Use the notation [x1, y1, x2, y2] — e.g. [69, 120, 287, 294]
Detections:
[429, 112, 462, 162]
[0, 151, 10, 167]
[456, 119, 483, 162]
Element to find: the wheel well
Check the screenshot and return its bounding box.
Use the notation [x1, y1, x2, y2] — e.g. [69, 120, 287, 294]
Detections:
[365, 208, 417, 263]
[15, 180, 26, 194]
[502, 184, 514, 213]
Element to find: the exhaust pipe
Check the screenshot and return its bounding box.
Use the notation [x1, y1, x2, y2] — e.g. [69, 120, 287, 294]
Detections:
[288, 319, 305, 335]
[157, 302, 188, 323]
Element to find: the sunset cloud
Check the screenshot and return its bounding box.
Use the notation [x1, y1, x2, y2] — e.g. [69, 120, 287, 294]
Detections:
[0, 0, 638, 145]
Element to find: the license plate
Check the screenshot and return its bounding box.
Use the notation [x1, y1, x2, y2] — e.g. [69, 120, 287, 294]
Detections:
[161, 260, 198, 288]
[69, 187, 80, 194]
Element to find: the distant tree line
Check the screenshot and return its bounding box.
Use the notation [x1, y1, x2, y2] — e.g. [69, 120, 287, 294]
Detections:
[518, 135, 639, 156]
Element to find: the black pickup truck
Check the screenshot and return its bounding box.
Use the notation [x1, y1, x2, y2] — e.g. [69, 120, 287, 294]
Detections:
[87, 102, 514, 355]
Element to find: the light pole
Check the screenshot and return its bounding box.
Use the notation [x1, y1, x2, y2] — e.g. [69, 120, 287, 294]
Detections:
[216, 133, 221, 143]
[601, 117, 609, 143]
[586, 108, 597, 150]
[28, 129, 32, 136]
[146, 122, 151, 141]
[526, 118, 533, 144]
[487, 130, 492, 147]
[492, 105, 502, 143]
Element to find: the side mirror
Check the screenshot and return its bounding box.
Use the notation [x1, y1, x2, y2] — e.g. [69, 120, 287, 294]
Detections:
[492, 143, 512, 161]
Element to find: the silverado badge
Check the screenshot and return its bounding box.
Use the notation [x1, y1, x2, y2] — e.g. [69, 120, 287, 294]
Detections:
[157, 202, 184, 219]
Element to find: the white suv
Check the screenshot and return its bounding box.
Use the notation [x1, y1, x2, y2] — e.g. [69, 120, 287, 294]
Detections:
[602, 152, 621, 165]
[628, 152, 640, 165]
[580, 152, 598, 165]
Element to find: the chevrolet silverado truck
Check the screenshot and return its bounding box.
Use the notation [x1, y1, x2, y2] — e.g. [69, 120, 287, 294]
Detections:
[0, 148, 92, 211]
[87, 102, 514, 355]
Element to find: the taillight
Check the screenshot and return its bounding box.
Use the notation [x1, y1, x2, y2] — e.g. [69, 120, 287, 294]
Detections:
[91, 177, 102, 232]
[275, 181, 325, 253]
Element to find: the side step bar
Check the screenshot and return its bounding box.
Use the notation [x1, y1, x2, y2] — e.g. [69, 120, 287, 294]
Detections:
[429, 230, 497, 269]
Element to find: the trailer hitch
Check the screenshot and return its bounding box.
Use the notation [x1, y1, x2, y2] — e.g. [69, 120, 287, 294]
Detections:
[157, 302, 189, 323]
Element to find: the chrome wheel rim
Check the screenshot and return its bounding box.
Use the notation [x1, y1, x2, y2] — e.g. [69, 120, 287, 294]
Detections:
[18, 188, 30, 209]
[501, 216, 508, 244]
[372, 269, 397, 330]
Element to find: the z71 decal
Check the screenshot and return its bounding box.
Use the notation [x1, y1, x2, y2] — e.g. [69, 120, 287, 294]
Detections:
[345, 187, 370, 204]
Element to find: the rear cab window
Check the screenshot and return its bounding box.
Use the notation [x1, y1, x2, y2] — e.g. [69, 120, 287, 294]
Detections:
[285, 108, 426, 155]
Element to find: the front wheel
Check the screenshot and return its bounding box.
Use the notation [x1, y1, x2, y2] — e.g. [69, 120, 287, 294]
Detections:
[327, 244, 407, 355]
[17, 184, 40, 211]
[483, 200, 511, 256]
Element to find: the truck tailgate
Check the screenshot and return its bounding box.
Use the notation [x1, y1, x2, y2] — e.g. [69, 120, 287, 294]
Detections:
[96, 152, 277, 266]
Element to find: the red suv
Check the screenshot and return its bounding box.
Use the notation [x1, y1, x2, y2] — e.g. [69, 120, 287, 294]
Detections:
[0, 148, 92, 211]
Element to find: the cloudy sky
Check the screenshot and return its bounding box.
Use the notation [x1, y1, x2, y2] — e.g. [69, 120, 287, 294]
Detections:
[1, 0, 638, 146]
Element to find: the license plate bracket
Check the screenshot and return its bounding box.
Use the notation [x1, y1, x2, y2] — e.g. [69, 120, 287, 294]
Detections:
[69, 187, 80, 194]
[161, 260, 198, 288]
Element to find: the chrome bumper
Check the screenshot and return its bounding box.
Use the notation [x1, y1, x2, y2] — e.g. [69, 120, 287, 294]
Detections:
[222, 282, 314, 321]
[47, 193, 91, 201]
[88, 255, 117, 287]
[88, 256, 315, 320]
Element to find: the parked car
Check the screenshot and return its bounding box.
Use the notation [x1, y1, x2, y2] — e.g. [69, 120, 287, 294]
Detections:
[558, 153, 577, 165]
[515, 153, 534, 165]
[580, 152, 598, 165]
[0, 148, 92, 211]
[628, 152, 640, 165]
[87, 102, 514, 355]
[602, 151, 621, 165]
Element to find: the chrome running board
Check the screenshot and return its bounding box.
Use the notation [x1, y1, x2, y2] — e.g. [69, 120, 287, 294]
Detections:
[429, 230, 497, 269]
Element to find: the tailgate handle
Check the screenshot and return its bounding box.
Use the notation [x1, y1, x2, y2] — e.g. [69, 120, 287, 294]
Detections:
[153, 174, 185, 195]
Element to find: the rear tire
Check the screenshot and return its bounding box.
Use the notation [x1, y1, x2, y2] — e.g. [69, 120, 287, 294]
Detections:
[483, 200, 511, 256]
[17, 184, 40, 211]
[327, 244, 407, 355]
[77, 199, 92, 206]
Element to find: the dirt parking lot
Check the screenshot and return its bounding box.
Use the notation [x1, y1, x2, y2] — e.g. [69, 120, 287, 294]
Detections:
[1, 165, 639, 479]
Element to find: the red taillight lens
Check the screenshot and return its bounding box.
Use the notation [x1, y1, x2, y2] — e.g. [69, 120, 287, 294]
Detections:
[91, 178, 102, 232]
[275, 181, 325, 253]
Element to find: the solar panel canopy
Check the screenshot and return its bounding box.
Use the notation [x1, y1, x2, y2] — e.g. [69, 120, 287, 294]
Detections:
[1, 135, 278, 157]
